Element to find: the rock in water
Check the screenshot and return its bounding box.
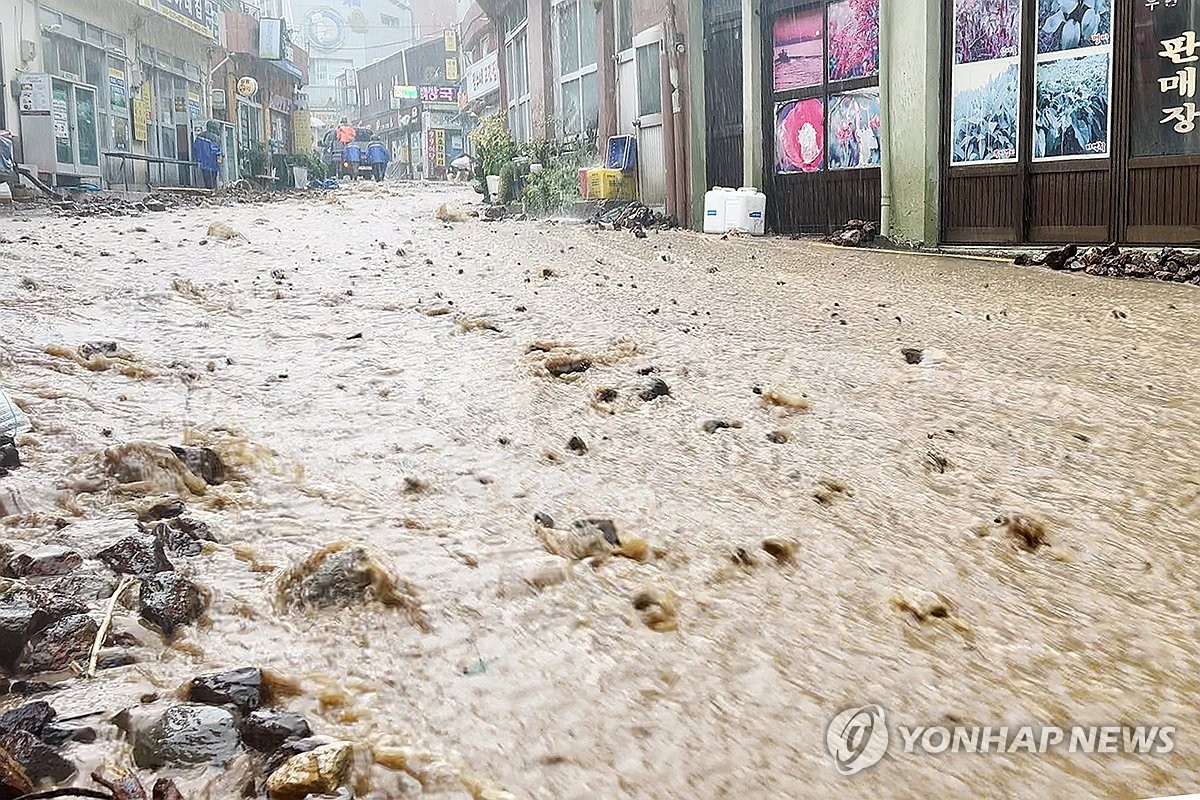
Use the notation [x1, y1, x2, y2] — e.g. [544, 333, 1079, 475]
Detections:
[241, 710, 312, 753]
[152, 778, 186, 800]
[276, 544, 424, 628]
[639, 378, 670, 401]
[0, 702, 54, 738]
[137, 497, 186, 522]
[139, 572, 206, 636]
[900, 348, 924, 365]
[0, 609, 48, 673]
[0, 746, 31, 798]
[132, 704, 241, 768]
[0, 728, 75, 783]
[19, 613, 98, 673]
[97, 535, 173, 577]
[5, 547, 83, 578]
[169, 445, 225, 485]
[265, 741, 353, 800]
[189, 667, 265, 714]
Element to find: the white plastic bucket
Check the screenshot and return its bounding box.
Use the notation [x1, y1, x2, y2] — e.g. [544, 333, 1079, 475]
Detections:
[727, 187, 767, 236]
[703, 187, 734, 234]
[486, 174, 501, 204]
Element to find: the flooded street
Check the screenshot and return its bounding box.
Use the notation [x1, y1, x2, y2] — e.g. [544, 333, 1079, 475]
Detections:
[1, 181, 1199, 799]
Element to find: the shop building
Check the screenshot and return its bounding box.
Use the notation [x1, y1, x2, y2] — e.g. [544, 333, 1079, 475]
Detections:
[696, 0, 1200, 246]
[214, 9, 310, 178]
[458, 1, 502, 146]
[355, 33, 464, 179]
[476, 0, 697, 222]
[2, 0, 222, 189]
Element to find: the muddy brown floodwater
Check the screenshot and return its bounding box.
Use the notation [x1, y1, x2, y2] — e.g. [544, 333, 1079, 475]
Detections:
[1, 182, 1199, 800]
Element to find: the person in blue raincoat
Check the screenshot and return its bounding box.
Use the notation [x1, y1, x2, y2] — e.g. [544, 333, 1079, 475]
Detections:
[192, 122, 222, 190]
[342, 138, 362, 180]
[366, 138, 389, 182]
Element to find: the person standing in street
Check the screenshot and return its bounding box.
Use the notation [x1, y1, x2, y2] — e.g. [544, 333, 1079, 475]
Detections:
[193, 123, 221, 191]
[367, 138, 389, 182]
[343, 138, 362, 180]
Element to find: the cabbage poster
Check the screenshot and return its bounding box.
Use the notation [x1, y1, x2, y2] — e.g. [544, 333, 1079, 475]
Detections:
[951, 0, 1022, 164]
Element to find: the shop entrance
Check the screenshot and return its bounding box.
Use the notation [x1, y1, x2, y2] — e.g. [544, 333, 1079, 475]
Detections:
[703, 2, 744, 190]
[941, 0, 1200, 245]
[763, 0, 882, 234]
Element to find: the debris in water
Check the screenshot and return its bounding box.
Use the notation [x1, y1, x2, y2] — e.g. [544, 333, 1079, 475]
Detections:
[545, 354, 592, 378]
[533, 511, 556, 528]
[276, 542, 428, 630]
[901, 348, 925, 365]
[567, 436, 588, 454]
[813, 478, 853, 506]
[639, 378, 670, 401]
[766, 430, 789, 444]
[890, 587, 955, 624]
[169, 445, 226, 486]
[702, 419, 742, 433]
[753, 386, 811, 412]
[1002, 515, 1049, 551]
[535, 517, 654, 562]
[631, 587, 678, 632]
[92, 442, 211, 496]
[761, 538, 796, 564]
[435, 203, 472, 222]
[43, 342, 154, 379]
[206, 221, 246, 241]
[925, 450, 950, 473]
[458, 316, 502, 333]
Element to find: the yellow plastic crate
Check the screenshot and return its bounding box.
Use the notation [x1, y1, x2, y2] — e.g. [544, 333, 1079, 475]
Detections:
[587, 168, 636, 200]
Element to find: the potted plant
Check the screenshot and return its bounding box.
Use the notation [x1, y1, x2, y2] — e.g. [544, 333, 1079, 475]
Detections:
[469, 114, 516, 203]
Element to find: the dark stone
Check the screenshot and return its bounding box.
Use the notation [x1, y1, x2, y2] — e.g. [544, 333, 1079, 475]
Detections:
[533, 512, 555, 528]
[169, 445, 225, 485]
[5, 547, 83, 578]
[572, 518, 620, 547]
[189, 667, 265, 714]
[78, 341, 118, 358]
[138, 497, 186, 522]
[240, 709, 311, 752]
[286, 547, 379, 610]
[545, 357, 592, 378]
[567, 436, 588, 455]
[702, 420, 742, 434]
[0, 728, 75, 783]
[149, 519, 214, 557]
[19, 614, 98, 673]
[766, 430, 789, 444]
[40, 722, 97, 747]
[639, 378, 670, 401]
[41, 568, 119, 601]
[94, 649, 137, 670]
[97, 535, 173, 577]
[595, 388, 618, 402]
[0, 438, 18, 476]
[0, 609, 49, 672]
[139, 573, 206, 636]
[7, 682, 57, 697]
[0, 702, 54, 738]
[900, 348, 924, 365]
[152, 778, 186, 800]
[132, 704, 241, 768]
[143, 200, 167, 213]
[0, 744, 32, 799]
[0, 586, 87, 622]
[636, 365, 657, 375]
[1041, 243, 1078, 270]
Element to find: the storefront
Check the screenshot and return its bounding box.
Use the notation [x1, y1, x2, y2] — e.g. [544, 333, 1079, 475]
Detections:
[942, 0, 1200, 244]
[764, 0, 883, 233]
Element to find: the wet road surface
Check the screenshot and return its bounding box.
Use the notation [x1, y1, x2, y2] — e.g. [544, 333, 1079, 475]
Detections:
[1, 182, 1199, 799]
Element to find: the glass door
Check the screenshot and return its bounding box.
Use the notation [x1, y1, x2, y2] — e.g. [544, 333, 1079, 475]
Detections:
[75, 86, 99, 171]
[52, 80, 74, 166]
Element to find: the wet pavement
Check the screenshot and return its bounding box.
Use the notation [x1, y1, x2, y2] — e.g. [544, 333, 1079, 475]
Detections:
[1, 181, 1199, 799]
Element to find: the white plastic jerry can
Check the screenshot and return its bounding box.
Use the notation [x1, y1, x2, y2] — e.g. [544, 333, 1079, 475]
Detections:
[727, 187, 767, 236]
[703, 186, 734, 234]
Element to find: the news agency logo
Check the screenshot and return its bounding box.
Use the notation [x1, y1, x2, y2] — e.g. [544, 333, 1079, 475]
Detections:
[826, 705, 889, 775]
[826, 704, 1176, 776]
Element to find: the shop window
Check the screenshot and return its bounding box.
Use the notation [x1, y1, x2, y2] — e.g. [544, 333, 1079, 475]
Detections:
[636, 41, 662, 117]
[771, 0, 881, 175]
[57, 38, 83, 80]
[556, 0, 599, 137]
[381, 14, 401, 28]
[506, 17, 532, 141]
[617, 0, 634, 53]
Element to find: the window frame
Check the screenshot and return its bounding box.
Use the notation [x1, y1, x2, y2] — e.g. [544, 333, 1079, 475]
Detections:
[553, 0, 599, 138]
[504, 13, 532, 142]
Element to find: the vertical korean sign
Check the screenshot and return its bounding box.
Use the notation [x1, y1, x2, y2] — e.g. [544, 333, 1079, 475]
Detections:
[1133, 0, 1200, 156]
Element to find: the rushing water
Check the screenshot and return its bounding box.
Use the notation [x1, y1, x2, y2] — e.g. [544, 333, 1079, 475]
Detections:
[1, 183, 1199, 799]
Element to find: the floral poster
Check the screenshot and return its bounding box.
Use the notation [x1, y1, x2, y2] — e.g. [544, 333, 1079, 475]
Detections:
[954, 0, 1021, 64]
[951, 59, 1020, 163]
[1033, 51, 1111, 158]
[775, 98, 825, 174]
[828, 90, 881, 169]
[1037, 0, 1111, 54]
[827, 0, 880, 82]
[773, 9, 824, 92]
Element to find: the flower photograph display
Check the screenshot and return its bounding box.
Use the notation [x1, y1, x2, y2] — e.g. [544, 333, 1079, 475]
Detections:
[775, 98, 825, 173]
[828, 0, 880, 82]
[1038, 0, 1110, 54]
[827, 90, 881, 169]
[1033, 50, 1111, 158]
[773, 9, 824, 92]
[954, 0, 1021, 64]
[951, 59, 1020, 163]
